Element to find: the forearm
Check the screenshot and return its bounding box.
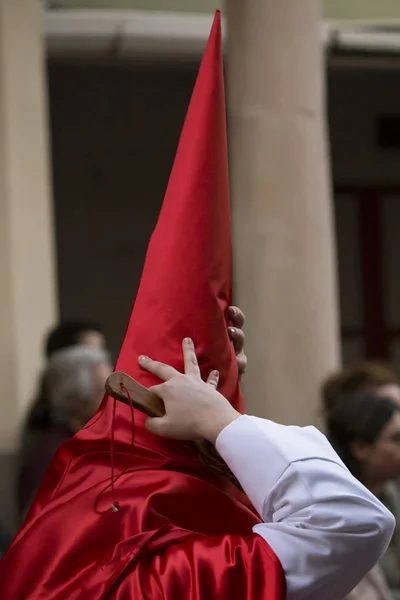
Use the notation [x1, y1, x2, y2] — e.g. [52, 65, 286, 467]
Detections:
[216, 415, 395, 600]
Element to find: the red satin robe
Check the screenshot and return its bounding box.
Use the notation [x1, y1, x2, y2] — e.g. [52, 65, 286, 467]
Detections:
[0, 399, 286, 599]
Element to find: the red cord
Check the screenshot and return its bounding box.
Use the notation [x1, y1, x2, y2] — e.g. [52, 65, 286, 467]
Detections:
[110, 397, 118, 511]
[94, 384, 136, 514]
[121, 383, 135, 447]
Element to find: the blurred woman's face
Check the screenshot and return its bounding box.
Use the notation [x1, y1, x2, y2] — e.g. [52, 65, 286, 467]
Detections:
[355, 412, 400, 484]
[78, 330, 106, 351]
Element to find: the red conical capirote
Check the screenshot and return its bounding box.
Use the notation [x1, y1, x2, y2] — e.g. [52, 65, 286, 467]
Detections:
[115, 10, 243, 414]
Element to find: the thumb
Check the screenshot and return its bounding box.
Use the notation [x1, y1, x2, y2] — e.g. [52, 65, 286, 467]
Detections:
[145, 416, 168, 437]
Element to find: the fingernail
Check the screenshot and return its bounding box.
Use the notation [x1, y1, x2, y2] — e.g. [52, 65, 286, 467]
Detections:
[229, 327, 236, 334]
[184, 337, 192, 345]
[138, 355, 148, 362]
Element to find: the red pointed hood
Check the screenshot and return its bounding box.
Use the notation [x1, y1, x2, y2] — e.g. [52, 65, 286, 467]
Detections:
[116, 10, 243, 412]
[28, 10, 243, 504]
[15, 9, 245, 517]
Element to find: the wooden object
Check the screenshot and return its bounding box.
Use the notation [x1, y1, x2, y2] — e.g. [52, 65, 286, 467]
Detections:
[106, 372, 165, 417]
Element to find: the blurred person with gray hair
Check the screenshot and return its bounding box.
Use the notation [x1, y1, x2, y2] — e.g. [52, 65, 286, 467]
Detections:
[23, 319, 107, 433]
[17, 345, 112, 519]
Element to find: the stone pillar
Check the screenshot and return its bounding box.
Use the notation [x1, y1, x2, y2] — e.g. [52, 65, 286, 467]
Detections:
[0, 0, 57, 452]
[227, 1, 340, 425]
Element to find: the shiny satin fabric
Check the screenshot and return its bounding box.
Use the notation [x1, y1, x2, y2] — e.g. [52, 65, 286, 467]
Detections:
[0, 402, 285, 599]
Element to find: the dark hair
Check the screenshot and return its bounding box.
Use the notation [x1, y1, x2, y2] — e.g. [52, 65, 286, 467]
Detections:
[24, 320, 105, 432]
[45, 320, 104, 359]
[321, 362, 399, 413]
[326, 392, 398, 478]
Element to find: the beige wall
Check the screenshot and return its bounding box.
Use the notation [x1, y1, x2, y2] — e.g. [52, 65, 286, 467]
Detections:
[324, 0, 400, 22]
[0, 0, 56, 531]
[47, 0, 400, 22]
[47, 0, 220, 12]
[0, 0, 56, 452]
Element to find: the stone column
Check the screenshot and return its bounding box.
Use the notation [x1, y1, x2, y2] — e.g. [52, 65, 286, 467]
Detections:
[227, 0, 340, 425]
[0, 0, 57, 452]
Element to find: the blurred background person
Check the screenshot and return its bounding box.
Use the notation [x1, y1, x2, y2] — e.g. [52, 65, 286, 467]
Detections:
[322, 362, 400, 414]
[23, 320, 107, 435]
[326, 392, 400, 600]
[321, 362, 400, 582]
[17, 345, 112, 520]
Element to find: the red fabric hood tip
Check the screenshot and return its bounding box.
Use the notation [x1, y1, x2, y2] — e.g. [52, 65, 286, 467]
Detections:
[75, 5, 244, 460]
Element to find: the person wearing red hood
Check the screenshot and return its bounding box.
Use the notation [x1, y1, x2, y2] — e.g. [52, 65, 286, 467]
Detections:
[0, 11, 395, 600]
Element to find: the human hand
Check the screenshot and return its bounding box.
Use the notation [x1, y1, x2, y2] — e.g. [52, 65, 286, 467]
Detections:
[228, 306, 247, 378]
[138, 338, 240, 444]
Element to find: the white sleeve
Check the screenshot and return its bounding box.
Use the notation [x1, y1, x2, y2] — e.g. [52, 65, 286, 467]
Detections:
[216, 415, 395, 600]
